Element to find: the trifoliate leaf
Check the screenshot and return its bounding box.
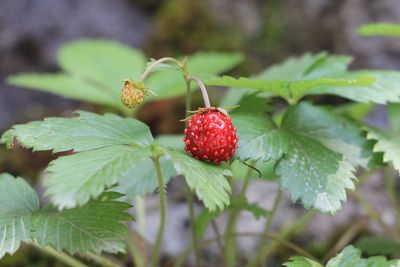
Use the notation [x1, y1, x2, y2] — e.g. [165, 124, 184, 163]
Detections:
[232, 112, 289, 162]
[366, 128, 400, 172]
[58, 39, 146, 92]
[44, 145, 151, 209]
[163, 148, 232, 211]
[0, 174, 39, 258]
[34, 192, 131, 254]
[117, 157, 176, 200]
[358, 23, 400, 37]
[283, 256, 322, 267]
[1, 111, 153, 153]
[146, 52, 243, 100]
[7, 74, 121, 109]
[283, 103, 372, 168]
[276, 133, 356, 213]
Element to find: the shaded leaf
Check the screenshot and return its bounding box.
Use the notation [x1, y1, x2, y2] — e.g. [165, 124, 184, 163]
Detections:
[356, 236, 400, 256]
[1, 111, 153, 153]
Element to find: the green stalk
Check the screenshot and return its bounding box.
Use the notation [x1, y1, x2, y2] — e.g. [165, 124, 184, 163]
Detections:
[246, 209, 317, 267]
[85, 253, 121, 267]
[184, 76, 202, 267]
[31, 243, 88, 267]
[384, 165, 400, 230]
[224, 166, 253, 267]
[127, 233, 145, 267]
[245, 189, 282, 267]
[149, 156, 167, 267]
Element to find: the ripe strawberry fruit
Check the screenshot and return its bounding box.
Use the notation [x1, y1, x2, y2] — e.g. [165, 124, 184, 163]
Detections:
[120, 80, 148, 108]
[184, 108, 238, 164]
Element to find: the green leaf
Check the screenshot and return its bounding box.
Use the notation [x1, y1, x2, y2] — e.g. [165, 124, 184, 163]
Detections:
[310, 71, 400, 104]
[1, 111, 153, 153]
[0, 174, 131, 258]
[232, 112, 289, 162]
[366, 128, 400, 172]
[7, 74, 121, 109]
[44, 145, 151, 209]
[276, 103, 358, 213]
[0, 173, 40, 258]
[208, 75, 374, 104]
[388, 104, 400, 132]
[283, 256, 323, 267]
[276, 133, 355, 213]
[283, 103, 372, 168]
[34, 192, 131, 254]
[326, 245, 400, 267]
[195, 209, 221, 238]
[117, 157, 176, 200]
[146, 52, 243, 100]
[240, 202, 268, 219]
[163, 148, 231, 211]
[58, 39, 146, 91]
[258, 52, 350, 80]
[356, 236, 400, 256]
[156, 135, 184, 149]
[358, 23, 400, 37]
[287, 246, 400, 267]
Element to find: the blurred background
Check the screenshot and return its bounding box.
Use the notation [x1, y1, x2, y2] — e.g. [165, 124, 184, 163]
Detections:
[1, 0, 400, 266]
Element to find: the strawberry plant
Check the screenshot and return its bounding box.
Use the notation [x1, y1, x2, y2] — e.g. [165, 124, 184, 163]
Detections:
[1, 37, 400, 267]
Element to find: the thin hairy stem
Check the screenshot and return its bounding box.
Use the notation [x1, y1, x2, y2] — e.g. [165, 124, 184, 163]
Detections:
[85, 253, 121, 267]
[187, 76, 211, 108]
[185, 182, 202, 267]
[140, 57, 183, 81]
[31, 243, 88, 267]
[149, 156, 167, 267]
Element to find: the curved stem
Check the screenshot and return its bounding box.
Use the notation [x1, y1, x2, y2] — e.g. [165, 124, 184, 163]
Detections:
[187, 76, 211, 108]
[170, 231, 318, 267]
[149, 156, 167, 267]
[31, 243, 88, 267]
[224, 166, 253, 267]
[140, 57, 183, 81]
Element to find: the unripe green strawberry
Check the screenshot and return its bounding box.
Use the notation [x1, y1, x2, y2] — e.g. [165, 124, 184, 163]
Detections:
[120, 80, 147, 108]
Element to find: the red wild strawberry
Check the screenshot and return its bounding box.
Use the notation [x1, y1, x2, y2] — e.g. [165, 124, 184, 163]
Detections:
[184, 108, 238, 164]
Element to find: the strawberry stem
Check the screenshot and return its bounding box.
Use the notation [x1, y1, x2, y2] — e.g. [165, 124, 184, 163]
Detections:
[188, 76, 211, 108]
[140, 57, 183, 81]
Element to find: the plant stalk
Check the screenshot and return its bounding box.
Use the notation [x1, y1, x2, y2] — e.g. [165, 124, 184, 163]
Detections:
[224, 166, 253, 267]
[140, 57, 183, 81]
[246, 189, 282, 267]
[187, 76, 211, 108]
[149, 156, 167, 267]
[31, 243, 88, 267]
[85, 253, 121, 267]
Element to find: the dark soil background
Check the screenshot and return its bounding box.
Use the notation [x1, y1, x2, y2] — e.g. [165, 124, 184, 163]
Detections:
[1, 0, 400, 266]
